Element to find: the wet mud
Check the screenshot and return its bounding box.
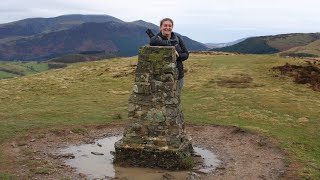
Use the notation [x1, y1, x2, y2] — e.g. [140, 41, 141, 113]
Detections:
[58, 136, 219, 179]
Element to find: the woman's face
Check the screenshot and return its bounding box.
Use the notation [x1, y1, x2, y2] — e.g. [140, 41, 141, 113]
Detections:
[160, 20, 173, 37]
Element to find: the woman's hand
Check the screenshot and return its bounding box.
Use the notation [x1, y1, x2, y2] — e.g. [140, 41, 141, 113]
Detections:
[175, 50, 179, 57]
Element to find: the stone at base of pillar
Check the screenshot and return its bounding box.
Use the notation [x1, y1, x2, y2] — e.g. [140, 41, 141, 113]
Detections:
[114, 140, 194, 170]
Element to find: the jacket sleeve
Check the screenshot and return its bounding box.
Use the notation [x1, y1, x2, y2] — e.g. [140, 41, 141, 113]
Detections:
[177, 36, 189, 61]
[150, 35, 170, 46]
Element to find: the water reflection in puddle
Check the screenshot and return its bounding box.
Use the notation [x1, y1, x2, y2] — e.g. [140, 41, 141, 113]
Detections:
[60, 136, 220, 179]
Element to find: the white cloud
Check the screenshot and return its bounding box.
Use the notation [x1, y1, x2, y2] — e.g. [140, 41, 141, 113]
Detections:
[1, 0, 320, 42]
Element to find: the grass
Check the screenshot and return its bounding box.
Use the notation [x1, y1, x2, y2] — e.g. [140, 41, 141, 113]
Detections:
[70, 127, 87, 134]
[267, 33, 319, 51]
[180, 155, 193, 170]
[0, 173, 17, 180]
[0, 61, 49, 79]
[281, 39, 320, 57]
[30, 167, 51, 175]
[0, 71, 18, 79]
[0, 54, 319, 178]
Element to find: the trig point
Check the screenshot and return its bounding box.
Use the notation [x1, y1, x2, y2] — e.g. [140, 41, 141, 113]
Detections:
[114, 46, 193, 170]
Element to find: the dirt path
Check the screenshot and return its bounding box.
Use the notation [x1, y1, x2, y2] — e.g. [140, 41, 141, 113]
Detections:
[1, 123, 287, 179]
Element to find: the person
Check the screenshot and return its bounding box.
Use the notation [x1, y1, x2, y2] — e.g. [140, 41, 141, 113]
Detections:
[149, 18, 189, 92]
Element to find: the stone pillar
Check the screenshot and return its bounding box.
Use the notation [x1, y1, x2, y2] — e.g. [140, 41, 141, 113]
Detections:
[114, 46, 193, 170]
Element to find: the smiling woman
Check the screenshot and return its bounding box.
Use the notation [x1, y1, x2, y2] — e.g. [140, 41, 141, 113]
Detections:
[150, 18, 189, 92]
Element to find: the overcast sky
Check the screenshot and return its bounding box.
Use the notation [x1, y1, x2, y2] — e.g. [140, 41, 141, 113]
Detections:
[1, 0, 320, 43]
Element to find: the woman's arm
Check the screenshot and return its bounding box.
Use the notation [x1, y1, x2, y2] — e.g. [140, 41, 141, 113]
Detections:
[177, 36, 189, 61]
[150, 35, 171, 46]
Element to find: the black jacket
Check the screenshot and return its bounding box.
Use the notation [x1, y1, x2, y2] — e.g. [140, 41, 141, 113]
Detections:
[150, 32, 189, 79]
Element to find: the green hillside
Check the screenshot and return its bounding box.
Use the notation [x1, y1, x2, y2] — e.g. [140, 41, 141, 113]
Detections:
[0, 54, 320, 178]
[0, 61, 49, 79]
[212, 37, 279, 54]
[280, 39, 320, 57]
[212, 33, 320, 55]
[48, 52, 118, 63]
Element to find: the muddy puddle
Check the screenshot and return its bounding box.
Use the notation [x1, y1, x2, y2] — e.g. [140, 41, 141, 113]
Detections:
[59, 136, 220, 179]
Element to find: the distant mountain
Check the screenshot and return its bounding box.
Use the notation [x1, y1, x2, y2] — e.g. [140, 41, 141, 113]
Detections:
[205, 38, 247, 49]
[205, 43, 224, 49]
[0, 15, 207, 61]
[211, 33, 320, 55]
[0, 14, 123, 39]
[130, 20, 158, 29]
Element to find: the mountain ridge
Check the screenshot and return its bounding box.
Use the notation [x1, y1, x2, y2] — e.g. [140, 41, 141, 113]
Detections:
[0, 14, 207, 60]
[0, 14, 124, 39]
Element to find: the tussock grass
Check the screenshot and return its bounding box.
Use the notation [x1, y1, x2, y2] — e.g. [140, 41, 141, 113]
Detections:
[0, 55, 319, 178]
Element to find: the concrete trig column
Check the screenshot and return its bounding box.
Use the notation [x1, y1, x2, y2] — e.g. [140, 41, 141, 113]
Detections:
[114, 46, 193, 170]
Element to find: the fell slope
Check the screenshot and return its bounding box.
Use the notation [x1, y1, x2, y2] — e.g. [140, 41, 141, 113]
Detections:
[280, 39, 320, 57]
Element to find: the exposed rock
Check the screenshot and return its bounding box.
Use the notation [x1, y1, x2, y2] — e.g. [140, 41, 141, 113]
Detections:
[194, 169, 210, 174]
[161, 173, 175, 179]
[91, 152, 104, 156]
[60, 153, 75, 159]
[49, 153, 75, 159]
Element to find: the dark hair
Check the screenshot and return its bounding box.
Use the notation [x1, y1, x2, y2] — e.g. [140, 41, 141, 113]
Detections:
[160, 18, 174, 27]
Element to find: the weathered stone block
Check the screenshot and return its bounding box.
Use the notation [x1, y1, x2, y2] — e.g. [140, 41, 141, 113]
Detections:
[151, 80, 163, 92]
[163, 82, 176, 92]
[164, 74, 174, 82]
[114, 140, 193, 170]
[139, 46, 175, 62]
[165, 107, 179, 117]
[153, 61, 164, 74]
[129, 94, 153, 106]
[136, 60, 153, 73]
[135, 73, 151, 83]
[146, 108, 166, 122]
[151, 93, 165, 103]
[164, 98, 179, 105]
[133, 82, 151, 94]
[162, 63, 177, 73]
[163, 55, 175, 62]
